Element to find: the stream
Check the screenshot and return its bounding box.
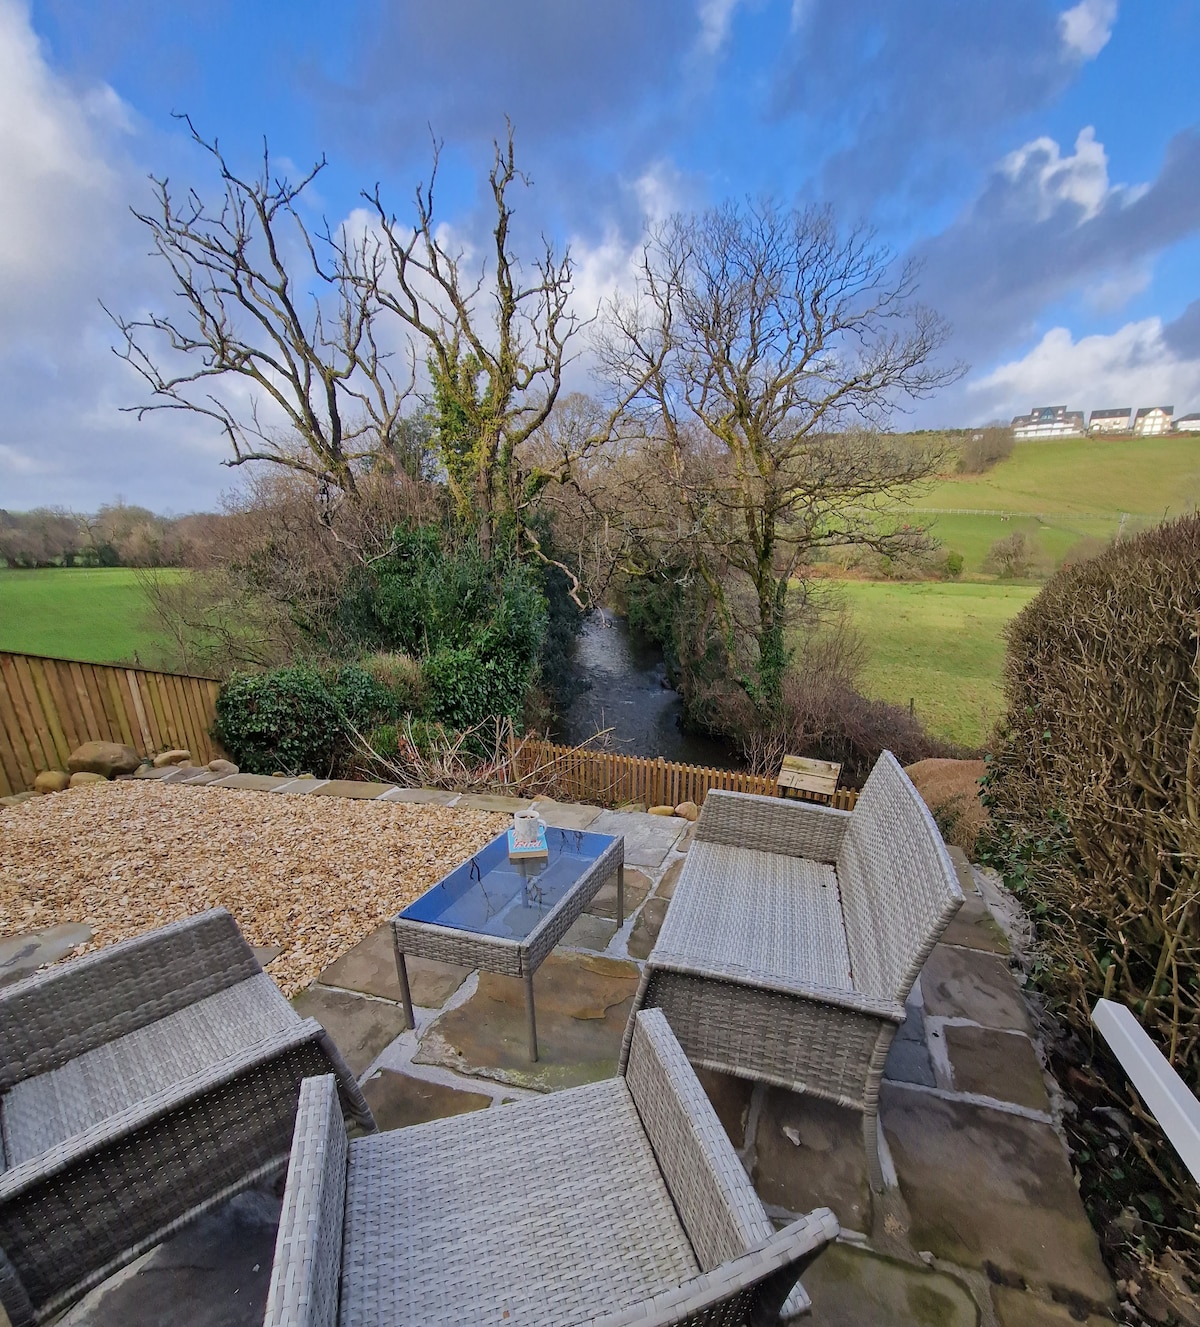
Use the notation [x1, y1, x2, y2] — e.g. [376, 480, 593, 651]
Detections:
[555, 609, 739, 767]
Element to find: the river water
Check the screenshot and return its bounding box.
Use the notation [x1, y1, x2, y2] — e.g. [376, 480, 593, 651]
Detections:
[556, 610, 739, 767]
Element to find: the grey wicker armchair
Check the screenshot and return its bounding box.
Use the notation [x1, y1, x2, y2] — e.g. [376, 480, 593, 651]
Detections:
[0, 908, 375, 1326]
[622, 751, 962, 1192]
[264, 1008, 838, 1327]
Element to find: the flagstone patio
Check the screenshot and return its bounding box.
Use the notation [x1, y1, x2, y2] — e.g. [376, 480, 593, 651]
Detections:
[19, 781, 1115, 1327]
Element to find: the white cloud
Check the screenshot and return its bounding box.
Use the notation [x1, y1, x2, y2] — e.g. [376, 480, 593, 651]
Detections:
[968, 319, 1200, 419]
[695, 0, 742, 54]
[1000, 126, 1110, 222]
[1059, 0, 1118, 60]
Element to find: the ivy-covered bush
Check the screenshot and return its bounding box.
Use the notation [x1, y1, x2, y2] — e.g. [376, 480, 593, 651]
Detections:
[213, 663, 401, 775]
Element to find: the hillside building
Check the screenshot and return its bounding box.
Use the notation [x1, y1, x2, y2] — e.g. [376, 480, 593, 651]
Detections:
[1087, 408, 1131, 434]
[1176, 413, 1200, 433]
[1133, 406, 1174, 436]
[1011, 405, 1086, 440]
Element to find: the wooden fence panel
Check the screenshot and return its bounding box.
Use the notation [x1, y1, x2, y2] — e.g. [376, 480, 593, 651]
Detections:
[0, 651, 222, 795]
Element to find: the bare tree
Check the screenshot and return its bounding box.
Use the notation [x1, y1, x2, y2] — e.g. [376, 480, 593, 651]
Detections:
[361, 125, 638, 564]
[110, 117, 412, 504]
[605, 201, 963, 712]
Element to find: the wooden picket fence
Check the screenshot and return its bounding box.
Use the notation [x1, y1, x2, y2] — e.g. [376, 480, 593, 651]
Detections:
[0, 651, 221, 798]
[512, 738, 859, 812]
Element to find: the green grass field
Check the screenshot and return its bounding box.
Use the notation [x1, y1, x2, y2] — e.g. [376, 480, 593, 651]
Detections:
[0, 568, 177, 666]
[832, 580, 1039, 748]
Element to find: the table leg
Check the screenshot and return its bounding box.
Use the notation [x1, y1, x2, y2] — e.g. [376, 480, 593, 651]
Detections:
[617, 862, 625, 927]
[393, 933, 415, 1030]
[524, 970, 539, 1062]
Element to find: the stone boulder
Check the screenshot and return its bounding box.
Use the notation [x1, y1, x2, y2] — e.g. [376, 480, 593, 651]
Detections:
[152, 749, 193, 768]
[69, 771, 108, 787]
[207, 758, 239, 776]
[673, 800, 700, 822]
[34, 770, 70, 794]
[67, 741, 139, 778]
[648, 804, 676, 817]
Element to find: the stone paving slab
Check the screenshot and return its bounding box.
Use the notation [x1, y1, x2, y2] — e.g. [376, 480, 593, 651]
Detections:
[319, 924, 470, 1007]
[454, 792, 533, 812]
[883, 1037, 936, 1088]
[589, 810, 686, 867]
[375, 786, 459, 805]
[587, 867, 651, 920]
[656, 859, 684, 899]
[60, 1189, 280, 1327]
[0, 922, 93, 986]
[251, 944, 282, 968]
[944, 1025, 1050, 1112]
[362, 1068, 491, 1131]
[991, 1284, 1116, 1326]
[940, 890, 1011, 954]
[880, 1083, 1114, 1309]
[627, 896, 669, 959]
[801, 1243, 977, 1327]
[414, 950, 640, 1091]
[310, 780, 397, 799]
[752, 1091, 872, 1233]
[207, 773, 289, 791]
[695, 1069, 754, 1149]
[562, 913, 619, 952]
[920, 945, 1032, 1033]
[291, 985, 411, 1076]
[530, 798, 602, 829]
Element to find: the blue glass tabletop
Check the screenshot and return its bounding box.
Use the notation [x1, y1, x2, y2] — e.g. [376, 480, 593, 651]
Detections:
[399, 828, 617, 941]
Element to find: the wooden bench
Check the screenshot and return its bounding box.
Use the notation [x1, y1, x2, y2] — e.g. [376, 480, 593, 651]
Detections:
[776, 754, 841, 804]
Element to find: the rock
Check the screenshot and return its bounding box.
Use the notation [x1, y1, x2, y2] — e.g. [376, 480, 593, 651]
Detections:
[673, 800, 699, 821]
[34, 770, 70, 794]
[67, 741, 139, 778]
[616, 802, 646, 813]
[152, 749, 193, 768]
[648, 804, 675, 817]
[1, 792, 37, 807]
[207, 758, 239, 776]
[69, 771, 108, 786]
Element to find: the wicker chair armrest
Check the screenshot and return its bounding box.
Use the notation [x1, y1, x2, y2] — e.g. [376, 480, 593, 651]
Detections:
[590, 1209, 839, 1327]
[0, 1020, 329, 1200]
[263, 1075, 348, 1327]
[643, 958, 906, 1024]
[0, 909, 261, 1090]
[695, 791, 850, 861]
[624, 1008, 774, 1271]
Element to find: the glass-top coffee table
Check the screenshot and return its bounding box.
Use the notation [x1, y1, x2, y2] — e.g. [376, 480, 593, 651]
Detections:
[391, 827, 624, 1061]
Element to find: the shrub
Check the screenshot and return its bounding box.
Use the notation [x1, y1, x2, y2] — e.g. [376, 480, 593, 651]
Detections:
[360, 651, 426, 713]
[956, 425, 1014, 474]
[982, 513, 1200, 1289]
[944, 550, 965, 579]
[983, 530, 1032, 578]
[213, 663, 401, 775]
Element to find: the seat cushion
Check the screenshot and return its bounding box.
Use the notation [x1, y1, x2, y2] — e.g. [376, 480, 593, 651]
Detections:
[338, 1078, 699, 1327]
[653, 842, 854, 991]
[1, 973, 296, 1166]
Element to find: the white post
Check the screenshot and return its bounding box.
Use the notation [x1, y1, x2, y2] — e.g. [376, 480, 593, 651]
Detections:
[1091, 998, 1200, 1182]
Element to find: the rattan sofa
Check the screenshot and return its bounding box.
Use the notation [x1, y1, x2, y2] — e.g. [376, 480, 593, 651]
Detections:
[264, 1008, 838, 1327]
[0, 908, 375, 1326]
[621, 751, 962, 1192]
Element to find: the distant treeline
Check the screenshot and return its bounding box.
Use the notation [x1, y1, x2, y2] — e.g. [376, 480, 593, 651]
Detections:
[0, 503, 229, 569]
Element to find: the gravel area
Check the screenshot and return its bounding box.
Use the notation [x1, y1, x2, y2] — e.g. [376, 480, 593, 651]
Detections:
[0, 780, 506, 996]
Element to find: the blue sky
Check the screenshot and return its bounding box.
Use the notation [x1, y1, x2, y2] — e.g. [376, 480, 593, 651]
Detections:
[2, 0, 1199, 511]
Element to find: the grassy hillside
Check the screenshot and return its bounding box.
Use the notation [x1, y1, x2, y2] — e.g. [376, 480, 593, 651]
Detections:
[833, 580, 1038, 748]
[0, 568, 177, 666]
[912, 434, 1200, 518]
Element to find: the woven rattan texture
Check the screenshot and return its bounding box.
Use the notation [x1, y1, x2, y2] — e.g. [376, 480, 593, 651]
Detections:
[835, 751, 963, 1003]
[391, 836, 622, 980]
[625, 1009, 773, 1272]
[2, 975, 295, 1165]
[652, 844, 853, 992]
[636, 969, 884, 1111]
[0, 909, 260, 1091]
[694, 792, 849, 862]
[264, 1076, 347, 1327]
[339, 1078, 698, 1327]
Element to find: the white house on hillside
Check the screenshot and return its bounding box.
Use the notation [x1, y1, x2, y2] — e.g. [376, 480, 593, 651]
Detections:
[1011, 405, 1086, 439]
[1176, 413, 1200, 433]
[1088, 408, 1132, 434]
[1133, 406, 1174, 436]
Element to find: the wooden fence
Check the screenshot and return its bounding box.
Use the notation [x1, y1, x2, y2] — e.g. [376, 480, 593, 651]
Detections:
[513, 738, 859, 812]
[0, 651, 221, 798]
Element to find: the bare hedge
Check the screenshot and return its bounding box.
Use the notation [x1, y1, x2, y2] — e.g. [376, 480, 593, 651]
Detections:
[984, 514, 1200, 1080]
